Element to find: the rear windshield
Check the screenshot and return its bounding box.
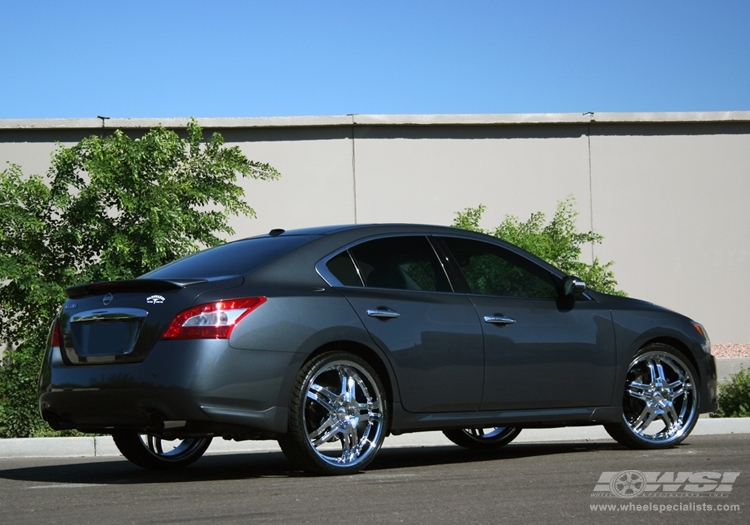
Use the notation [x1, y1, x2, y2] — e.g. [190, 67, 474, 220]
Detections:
[141, 235, 319, 279]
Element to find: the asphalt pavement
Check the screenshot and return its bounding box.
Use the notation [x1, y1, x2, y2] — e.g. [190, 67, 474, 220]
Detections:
[0, 434, 746, 525]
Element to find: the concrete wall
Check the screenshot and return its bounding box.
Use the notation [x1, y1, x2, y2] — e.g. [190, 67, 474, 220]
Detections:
[1, 112, 748, 343]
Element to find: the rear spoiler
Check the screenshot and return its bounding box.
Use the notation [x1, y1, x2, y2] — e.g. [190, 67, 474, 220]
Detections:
[65, 279, 207, 299]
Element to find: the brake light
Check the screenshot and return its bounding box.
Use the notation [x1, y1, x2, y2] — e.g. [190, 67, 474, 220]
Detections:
[47, 318, 62, 348]
[162, 297, 267, 340]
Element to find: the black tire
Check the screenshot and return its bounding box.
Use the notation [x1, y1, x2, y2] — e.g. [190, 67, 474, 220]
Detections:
[278, 351, 388, 475]
[443, 427, 521, 450]
[112, 430, 212, 469]
[605, 343, 700, 449]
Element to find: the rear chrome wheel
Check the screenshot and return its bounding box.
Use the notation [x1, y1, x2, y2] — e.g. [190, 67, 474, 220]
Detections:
[279, 351, 388, 475]
[605, 344, 699, 449]
[443, 427, 521, 450]
[112, 431, 212, 469]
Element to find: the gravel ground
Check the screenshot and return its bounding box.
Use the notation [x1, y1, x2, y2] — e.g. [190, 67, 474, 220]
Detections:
[712, 343, 750, 358]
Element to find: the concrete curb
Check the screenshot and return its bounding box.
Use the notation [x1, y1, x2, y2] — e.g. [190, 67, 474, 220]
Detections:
[1, 418, 749, 459]
[717, 358, 750, 384]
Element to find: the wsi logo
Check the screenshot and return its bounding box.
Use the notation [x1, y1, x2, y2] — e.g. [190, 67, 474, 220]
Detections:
[146, 295, 165, 304]
[592, 471, 740, 498]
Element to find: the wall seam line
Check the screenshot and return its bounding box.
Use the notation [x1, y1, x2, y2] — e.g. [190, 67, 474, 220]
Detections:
[587, 121, 595, 263]
[350, 114, 358, 224]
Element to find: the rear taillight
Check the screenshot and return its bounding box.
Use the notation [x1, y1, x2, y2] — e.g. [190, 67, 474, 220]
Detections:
[162, 297, 267, 340]
[47, 318, 62, 348]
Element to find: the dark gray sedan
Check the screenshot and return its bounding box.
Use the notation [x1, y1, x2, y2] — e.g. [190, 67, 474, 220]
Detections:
[38, 224, 717, 475]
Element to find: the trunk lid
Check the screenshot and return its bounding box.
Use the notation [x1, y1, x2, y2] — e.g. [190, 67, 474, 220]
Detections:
[59, 276, 242, 364]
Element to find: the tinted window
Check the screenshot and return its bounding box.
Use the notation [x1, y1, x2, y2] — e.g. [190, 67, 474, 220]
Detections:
[348, 236, 451, 292]
[326, 251, 363, 286]
[142, 235, 318, 279]
[440, 237, 558, 298]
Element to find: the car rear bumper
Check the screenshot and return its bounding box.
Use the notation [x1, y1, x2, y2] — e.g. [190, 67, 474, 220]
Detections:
[38, 340, 294, 436]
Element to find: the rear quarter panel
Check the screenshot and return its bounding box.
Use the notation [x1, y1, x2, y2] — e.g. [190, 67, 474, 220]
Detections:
[228, 288, 401, 410]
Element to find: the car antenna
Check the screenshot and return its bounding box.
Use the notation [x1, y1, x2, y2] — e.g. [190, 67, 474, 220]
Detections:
[269, 229, 285, 236]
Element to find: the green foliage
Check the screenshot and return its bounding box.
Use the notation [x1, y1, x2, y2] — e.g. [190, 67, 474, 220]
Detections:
[452, 196, 625, 295]
[0, 119, 279, 437]
[712, 367, 750, 418]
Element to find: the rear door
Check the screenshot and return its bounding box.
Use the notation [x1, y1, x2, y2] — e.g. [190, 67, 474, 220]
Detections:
[323, 235, 485, 413]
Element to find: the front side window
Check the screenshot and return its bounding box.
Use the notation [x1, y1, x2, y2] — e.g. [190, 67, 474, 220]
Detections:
[440, 237, 558, 298]
[335, 236, 451, 292]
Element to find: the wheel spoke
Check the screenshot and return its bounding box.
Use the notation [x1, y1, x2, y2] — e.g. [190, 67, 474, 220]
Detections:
[626, 381, 650, 401]
[307, 383, 339, 412]
[148, 436, 164, 455]
[632, 405, 658, 433]
[309, 414, 340, 444]
[654, 361, 667, 382]
[660, 403, 680, 431]
[339, 420, 359, 462]
[337, 366, 350, 397]
[670, 380, 686, 398]
[352, 423, 374, 456]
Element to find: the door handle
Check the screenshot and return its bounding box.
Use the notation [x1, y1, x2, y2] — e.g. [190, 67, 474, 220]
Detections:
[367, 308, 401, 319]
[483, 315, 516, 325]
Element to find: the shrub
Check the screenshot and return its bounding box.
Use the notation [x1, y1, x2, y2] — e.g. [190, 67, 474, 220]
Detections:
[712, 367, 750, 418]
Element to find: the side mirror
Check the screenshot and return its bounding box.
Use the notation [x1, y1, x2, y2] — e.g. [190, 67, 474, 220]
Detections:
[563, 275, 586, 297]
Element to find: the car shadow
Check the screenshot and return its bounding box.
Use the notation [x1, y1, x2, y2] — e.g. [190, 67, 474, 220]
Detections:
[0, 441, 627, 485]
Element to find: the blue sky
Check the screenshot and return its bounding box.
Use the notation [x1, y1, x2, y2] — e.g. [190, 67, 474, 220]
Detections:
[1, 1, 748, 118]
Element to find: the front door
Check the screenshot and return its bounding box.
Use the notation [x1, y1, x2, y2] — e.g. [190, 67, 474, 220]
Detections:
[438, 236, 616, 411]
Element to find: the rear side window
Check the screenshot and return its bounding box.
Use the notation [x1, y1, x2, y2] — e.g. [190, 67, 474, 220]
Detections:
[346, 236, 452, 292]
[142, 235, 318, 279]
[326, 251, 363, 286]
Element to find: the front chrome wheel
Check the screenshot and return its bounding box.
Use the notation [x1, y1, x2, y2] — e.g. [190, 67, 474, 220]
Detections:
[279, 352, 387, 475]
[605, 344, 699, 449]
[443, 427, 521, 450]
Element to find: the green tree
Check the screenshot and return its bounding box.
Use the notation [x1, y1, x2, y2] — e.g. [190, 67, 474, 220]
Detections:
[452, 196, 625, 295]
[0, 119, 279, 437]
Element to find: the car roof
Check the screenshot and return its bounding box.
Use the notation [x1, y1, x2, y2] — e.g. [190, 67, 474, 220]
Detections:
[254, 223, 464, 237]
[241, 223, 566, 285]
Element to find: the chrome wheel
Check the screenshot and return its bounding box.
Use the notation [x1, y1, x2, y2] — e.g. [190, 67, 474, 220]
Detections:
[605, 344, 699, 449]
[443, 427, 521, 450]
[112, 431, 212, 469]
[279, 352, 387, 475]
